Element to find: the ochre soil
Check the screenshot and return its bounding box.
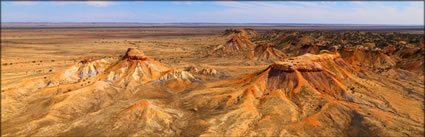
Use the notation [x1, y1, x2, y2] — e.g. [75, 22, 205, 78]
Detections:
[1, 27, 423, 137]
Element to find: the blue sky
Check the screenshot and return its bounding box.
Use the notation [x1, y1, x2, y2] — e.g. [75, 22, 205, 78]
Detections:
[1, 1, 424, 25]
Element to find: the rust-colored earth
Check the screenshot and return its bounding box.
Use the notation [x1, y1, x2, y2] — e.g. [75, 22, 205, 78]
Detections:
[1, 26, 424, 137]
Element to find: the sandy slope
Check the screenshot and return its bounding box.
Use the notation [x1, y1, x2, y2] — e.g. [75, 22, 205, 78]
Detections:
[1, 27, 423, 136]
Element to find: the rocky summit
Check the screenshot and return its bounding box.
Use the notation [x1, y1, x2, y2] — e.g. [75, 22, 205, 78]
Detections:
[2, 28, 423, 137]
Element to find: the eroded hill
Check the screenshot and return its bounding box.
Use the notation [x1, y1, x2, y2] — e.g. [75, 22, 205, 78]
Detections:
[1, 28, 424, 137]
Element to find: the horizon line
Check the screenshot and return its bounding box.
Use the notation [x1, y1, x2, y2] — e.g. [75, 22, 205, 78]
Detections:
[2, 22, 424, 26]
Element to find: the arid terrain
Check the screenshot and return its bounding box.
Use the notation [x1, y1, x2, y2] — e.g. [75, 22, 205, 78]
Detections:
[1, 24, 424, 137]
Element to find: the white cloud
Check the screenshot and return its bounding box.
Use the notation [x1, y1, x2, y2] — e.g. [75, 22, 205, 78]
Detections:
[208, 2, 424, 25]
[51, 2, 74, 6]
[2, 1, 423, 24]
[85, 1, 114, 7]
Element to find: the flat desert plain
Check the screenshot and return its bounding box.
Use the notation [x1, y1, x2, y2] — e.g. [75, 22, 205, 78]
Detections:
[1, 27, 256, 89]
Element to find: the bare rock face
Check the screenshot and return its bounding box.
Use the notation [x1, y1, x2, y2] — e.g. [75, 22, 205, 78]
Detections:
[185, 66, 218, 76]
[340, 46, 397, 71]
[185, 66, 199, 74]
[210, 34, 255, 56]
[242, 53, 348, 99]
[382, 45, 396, 55]
[2, 41, 423, 137]
[200, 68, 217, 76]
[223, 28, 258, 39]
[49, 48, 170, 87]
[394, 45, 424, 75]
[49, 58, 111, 86]
[102, 48, 169, 86]
[336, 44, 424, 82]
[319, 46, 340, 54]
[300, 44, 321, 55]
[209, 29, 259, 57]
[0, 48, 180, 137]
[396, 45, 422, 59]
[329, 45, 340, 53]
[123, 47, 148, 60]
[252, 43, 286, 62]
[181, 52, 422, 137]
[2, 27, 424, 137]
[160, 70, 197, 81]
[223, 28, 244, 36]
[157, 70, 201, 93]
